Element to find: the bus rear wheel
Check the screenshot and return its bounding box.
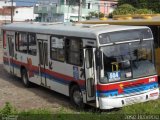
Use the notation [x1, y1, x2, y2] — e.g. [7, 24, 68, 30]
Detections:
[70, 85, 84, 109]
[21, 69, 31, 87]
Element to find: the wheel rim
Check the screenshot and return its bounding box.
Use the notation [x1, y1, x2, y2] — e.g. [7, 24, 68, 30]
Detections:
[73, 90, 82, 105]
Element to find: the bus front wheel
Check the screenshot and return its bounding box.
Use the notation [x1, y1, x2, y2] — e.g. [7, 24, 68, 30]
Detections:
[21, 69, 31, 87]
[70, 85, 84, 109]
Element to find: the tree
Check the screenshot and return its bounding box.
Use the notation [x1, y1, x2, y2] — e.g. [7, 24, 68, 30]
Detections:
[112, 4, 136, 15]
[118, 0, 160, 13]
[66, 0, 86, 6]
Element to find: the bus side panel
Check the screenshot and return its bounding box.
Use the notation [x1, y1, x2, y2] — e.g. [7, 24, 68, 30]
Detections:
[47, 61, 85, 96]
[3, 31, 20, 77]
[3, 30, 10, 73]
[155, 48, 160, 76]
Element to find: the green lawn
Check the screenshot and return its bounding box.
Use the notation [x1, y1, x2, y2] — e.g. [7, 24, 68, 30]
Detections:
[115, 99, 160, 114]
[0, 99, 160, 120]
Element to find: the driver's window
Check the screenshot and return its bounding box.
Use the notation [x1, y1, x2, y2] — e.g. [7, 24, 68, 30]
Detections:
[101, 44, 132, 83]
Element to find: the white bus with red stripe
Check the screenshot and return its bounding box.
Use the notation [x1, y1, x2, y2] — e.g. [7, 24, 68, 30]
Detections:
[2, 22, 159, 109]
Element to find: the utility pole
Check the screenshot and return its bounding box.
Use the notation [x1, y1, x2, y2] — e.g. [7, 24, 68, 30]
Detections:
[11, 0, 13, 23]
[78, 0, 82, 22]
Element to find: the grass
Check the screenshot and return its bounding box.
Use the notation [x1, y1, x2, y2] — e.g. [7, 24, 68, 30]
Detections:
[116, 99, 160, 114]
[0, 99, 160, 120]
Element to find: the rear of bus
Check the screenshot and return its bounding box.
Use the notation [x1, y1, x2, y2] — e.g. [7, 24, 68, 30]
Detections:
[96, 27, 159, 109]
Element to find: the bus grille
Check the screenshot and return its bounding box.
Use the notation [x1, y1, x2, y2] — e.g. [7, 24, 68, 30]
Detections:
[123, 86, 145, 94]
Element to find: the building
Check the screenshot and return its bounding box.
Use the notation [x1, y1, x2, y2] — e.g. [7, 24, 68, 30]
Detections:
[0, 7, 11, 21]
[0, 0, 38, 22]
[14, 7, 38, 21]
[0, 0, 16, 22]
[99, 0, 118, 15]
[34, 0, 97, 22]
[0, 6, 38, 22]
[0, 0, 16, 8]
[34, 0, 118, 22]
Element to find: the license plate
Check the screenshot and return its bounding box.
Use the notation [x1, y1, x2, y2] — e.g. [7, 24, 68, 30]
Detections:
[125, 96, 144, 105]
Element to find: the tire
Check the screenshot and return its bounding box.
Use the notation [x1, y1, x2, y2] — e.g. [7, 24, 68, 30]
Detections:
[70, 85, 85, 109]
[21, 69, 31, 87]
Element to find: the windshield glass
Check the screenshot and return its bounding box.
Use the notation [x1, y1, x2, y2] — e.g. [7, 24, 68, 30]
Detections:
[99, 29, 152, 44]
[100, 40, 156, 83]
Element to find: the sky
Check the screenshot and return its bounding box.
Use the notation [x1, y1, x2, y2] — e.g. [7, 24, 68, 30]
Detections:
[15, 0, 60, 6]
[15, 0, 37, 6]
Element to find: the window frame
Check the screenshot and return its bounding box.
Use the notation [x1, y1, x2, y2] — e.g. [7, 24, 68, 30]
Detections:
[15, 32, 37, 56]
[3, 30, 6, 49]
[65, 37, 83, 66]
[50, 35, 65, 62]
[15, 32, 28, 54]
[28, 33, 37, 56]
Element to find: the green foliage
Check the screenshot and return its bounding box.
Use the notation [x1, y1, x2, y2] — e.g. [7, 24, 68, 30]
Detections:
[117, 100, 160, 114]
[113, 4, 154, 15]
[66, 0, 86, 6]
[136, 9, 154, 14]
[18, 109, 52, 120]
[0, 102, 17, 115]
[88, 11, 105, 19]
[1, 100, 160, 120]
[118, 0, 160, 13]
[89, 11, 96, 17]
[108, 13, 113, 18]
[112, 4, 136, 15]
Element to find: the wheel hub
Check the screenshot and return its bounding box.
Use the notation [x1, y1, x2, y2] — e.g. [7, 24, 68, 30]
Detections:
[73, 91, 82, 105]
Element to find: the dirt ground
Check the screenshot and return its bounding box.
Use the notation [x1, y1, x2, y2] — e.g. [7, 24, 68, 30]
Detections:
[0, 41, 75, 112]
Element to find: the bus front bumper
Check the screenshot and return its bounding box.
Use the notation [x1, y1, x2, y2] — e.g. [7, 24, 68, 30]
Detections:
[99, 88, 159, 110]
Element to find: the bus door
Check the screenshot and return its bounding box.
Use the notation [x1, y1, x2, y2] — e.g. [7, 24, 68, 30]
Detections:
[38, 40, 48, 87]
[84, 48, 96, 102]
[7, 35, 14, 74]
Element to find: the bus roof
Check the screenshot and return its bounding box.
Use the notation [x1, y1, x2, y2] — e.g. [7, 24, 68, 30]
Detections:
[2, 22, 149, 39]
[81, 16, 160, 26]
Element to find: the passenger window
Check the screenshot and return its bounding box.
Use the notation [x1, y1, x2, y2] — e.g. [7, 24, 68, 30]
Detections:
[15, 32, 19, 51]
[66, 38, 83, 66]
[28, 33, 37, 55]
[3, 31, 6, 49]
[50, 36, 65, 62]
[16, 32, 28, 53]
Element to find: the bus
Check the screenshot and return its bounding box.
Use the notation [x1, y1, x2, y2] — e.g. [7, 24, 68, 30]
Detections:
[81, 15, 160, 78]
[2, 22, 159, 110]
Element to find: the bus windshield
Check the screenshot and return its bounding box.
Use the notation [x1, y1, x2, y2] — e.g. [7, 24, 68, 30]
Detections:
[100, 40, 156, 83]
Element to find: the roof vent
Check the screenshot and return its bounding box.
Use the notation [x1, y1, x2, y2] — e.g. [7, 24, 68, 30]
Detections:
[82, 24, 109, 28]
[41, 22, 63, 26]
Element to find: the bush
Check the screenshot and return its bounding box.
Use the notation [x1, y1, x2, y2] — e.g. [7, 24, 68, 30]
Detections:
[108, 13, 113, 18]
[88, 11, 105, 18]
[136, 9, 154, 14]
[0, 102, 17, 115]
[112, 4, 136, 15]
[118, 0, 160, 13]
[112, 4, 155, 15]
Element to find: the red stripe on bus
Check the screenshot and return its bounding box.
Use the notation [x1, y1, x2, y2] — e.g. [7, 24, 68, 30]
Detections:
[97, 76, 158, 91]
[3, 57, 85, 86]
